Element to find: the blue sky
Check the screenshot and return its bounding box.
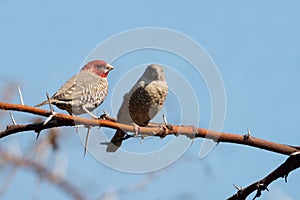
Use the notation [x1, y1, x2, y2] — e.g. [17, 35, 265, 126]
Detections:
[1, 0, 300, 199]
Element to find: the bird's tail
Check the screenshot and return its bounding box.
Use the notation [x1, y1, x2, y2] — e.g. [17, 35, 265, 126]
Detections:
[35, 100, 50, 107]
[106, 129, 127, 152]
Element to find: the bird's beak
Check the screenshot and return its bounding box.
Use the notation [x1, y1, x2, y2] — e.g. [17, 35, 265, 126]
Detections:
[107, 64, 114, 71]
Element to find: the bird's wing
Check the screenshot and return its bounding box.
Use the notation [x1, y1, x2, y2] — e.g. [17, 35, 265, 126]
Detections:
[129, 80, 168, 126]
[145, 80, 168, 104]
[115, 80, 145, 122]
[52, 70, 103, 101]
[51, 74, 84, 101]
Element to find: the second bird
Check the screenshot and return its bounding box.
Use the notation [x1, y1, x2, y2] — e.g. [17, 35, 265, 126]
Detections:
[106, 64, 168, 152]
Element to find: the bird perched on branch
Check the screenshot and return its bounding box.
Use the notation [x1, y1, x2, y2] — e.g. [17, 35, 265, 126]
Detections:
[106, 64, 168, 152]
[35, 60, 114, 118]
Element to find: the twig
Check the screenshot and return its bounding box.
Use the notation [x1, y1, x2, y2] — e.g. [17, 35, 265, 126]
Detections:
[0, 148, 85, 200]
[227, 152, 300, 200]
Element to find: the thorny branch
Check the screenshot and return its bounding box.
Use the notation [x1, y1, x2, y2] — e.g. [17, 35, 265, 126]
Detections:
[1, 101, 300, 199]
[228, 152, 300, 200]
[0, 102, 299, 156]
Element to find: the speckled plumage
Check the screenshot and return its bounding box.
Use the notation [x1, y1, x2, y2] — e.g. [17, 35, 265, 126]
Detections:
[35, 60, 113, 115]
[106, 64, 168, 152]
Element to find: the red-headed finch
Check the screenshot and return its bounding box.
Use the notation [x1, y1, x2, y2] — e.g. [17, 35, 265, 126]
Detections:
[36, 60, 114, 117]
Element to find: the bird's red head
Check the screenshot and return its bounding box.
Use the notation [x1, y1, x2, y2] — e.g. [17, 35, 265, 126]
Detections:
[82, 60, 114, 78]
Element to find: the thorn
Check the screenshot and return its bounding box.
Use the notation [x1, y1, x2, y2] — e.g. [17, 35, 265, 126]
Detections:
[247, 127, 251, 136]
[42, 92, 57, 125]
[284, 173, 289, 183]
[290, 151, 300, 156]
[244, 127, 251, 140]
[84, 127, 91, 157]
[36, 131, 41, 140]
[253, 191, 261, 200]
[9, 112, 17, 125]
[265, 186, 269, 192]
[257, 183, 269, 192]
[233, 183, 241, 191]
[103, 109, 108, 116]
[162, 114, 168, 125]
[43, 114, 54, 125]
[46, 92, 54, 114]
[18, 85, 24, 105]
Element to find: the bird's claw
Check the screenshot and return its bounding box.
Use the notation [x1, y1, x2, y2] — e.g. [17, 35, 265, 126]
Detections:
[99, 109, 109, 119]
[99, 113, 108, 120]
[154, 124, 169, 138]
[82, 107, 98, 119]
[133, 123, 140, 137]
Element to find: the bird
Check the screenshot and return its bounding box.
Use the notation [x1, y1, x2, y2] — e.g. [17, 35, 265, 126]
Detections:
[35, 60, 114, 118]
[106, 64, 168, 152]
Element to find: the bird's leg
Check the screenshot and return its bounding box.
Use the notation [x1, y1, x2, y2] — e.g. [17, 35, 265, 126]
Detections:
[133, 123, 140, 137]
[82, 106, 98, 119]
[83, 127, 91, 157]
[98, 109, 116, 121]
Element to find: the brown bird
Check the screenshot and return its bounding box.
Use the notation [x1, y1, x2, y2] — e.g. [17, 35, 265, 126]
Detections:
[106, 64, 168, 152]
[35, 60, 114, 117]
